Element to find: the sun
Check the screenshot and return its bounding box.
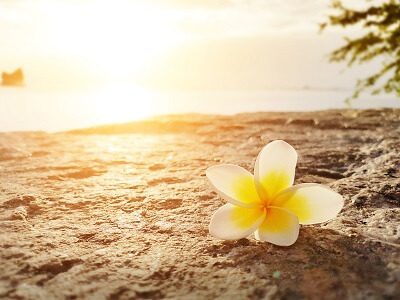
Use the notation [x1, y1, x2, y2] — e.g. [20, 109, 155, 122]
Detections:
[47, 1, 184, 79]
[40, 1, 186, 124]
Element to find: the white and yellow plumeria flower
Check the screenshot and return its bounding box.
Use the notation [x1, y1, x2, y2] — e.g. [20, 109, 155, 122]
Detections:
[206, 140, 344, 246]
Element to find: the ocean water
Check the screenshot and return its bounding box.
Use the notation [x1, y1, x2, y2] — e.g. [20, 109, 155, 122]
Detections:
[0, 84, 399, 132]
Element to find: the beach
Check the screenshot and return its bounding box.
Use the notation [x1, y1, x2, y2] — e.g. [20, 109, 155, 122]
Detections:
[0, 108, 399, 299]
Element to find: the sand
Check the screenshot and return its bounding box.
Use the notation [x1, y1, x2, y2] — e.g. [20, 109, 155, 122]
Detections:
[0, 109, 399, 299]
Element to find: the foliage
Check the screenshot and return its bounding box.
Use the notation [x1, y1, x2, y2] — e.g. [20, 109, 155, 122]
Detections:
[321, 0, 400, 102]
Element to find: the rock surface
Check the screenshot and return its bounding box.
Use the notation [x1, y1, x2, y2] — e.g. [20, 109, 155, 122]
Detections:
[0, 109, 399, 299]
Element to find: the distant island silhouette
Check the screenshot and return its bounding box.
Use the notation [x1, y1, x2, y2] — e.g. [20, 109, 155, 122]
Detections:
[1, 68, 25, 87]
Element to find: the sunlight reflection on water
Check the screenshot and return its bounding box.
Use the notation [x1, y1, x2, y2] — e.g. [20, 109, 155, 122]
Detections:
[0, 84, 399, 132]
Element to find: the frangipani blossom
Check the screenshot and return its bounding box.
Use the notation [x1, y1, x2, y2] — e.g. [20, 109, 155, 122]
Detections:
[206, 140, 344, 246]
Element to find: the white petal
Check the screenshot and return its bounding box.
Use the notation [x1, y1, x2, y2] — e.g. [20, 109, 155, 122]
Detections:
[254, 206, 299, 246]
[271, 183, 344, 225]
[206, 164, 261, 208]
[254, 140, 298, 202]
[209, 204, 266, 240]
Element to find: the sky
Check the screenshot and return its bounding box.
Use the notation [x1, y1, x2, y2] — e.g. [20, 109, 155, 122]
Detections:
[0, 0, 381, 90]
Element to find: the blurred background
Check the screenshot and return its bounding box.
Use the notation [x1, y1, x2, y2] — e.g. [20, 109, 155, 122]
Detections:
[1, 0, 399, 132]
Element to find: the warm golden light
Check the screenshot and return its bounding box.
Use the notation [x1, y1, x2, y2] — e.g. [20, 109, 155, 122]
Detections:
[1, 0, 398, 132]
[46, 1, 184, 79]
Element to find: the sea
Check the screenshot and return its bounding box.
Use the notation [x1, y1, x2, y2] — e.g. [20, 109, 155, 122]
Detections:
[1, 84, 399, 132]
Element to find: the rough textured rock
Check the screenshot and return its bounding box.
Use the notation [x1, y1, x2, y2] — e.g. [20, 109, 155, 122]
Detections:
[0, 109, 399, 299]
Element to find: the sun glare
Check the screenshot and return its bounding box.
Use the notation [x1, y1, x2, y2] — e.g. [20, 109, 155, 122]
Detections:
[89, 84, 154, 124]
[36, 1, 188, 125]
[47, 1, 184, 78]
